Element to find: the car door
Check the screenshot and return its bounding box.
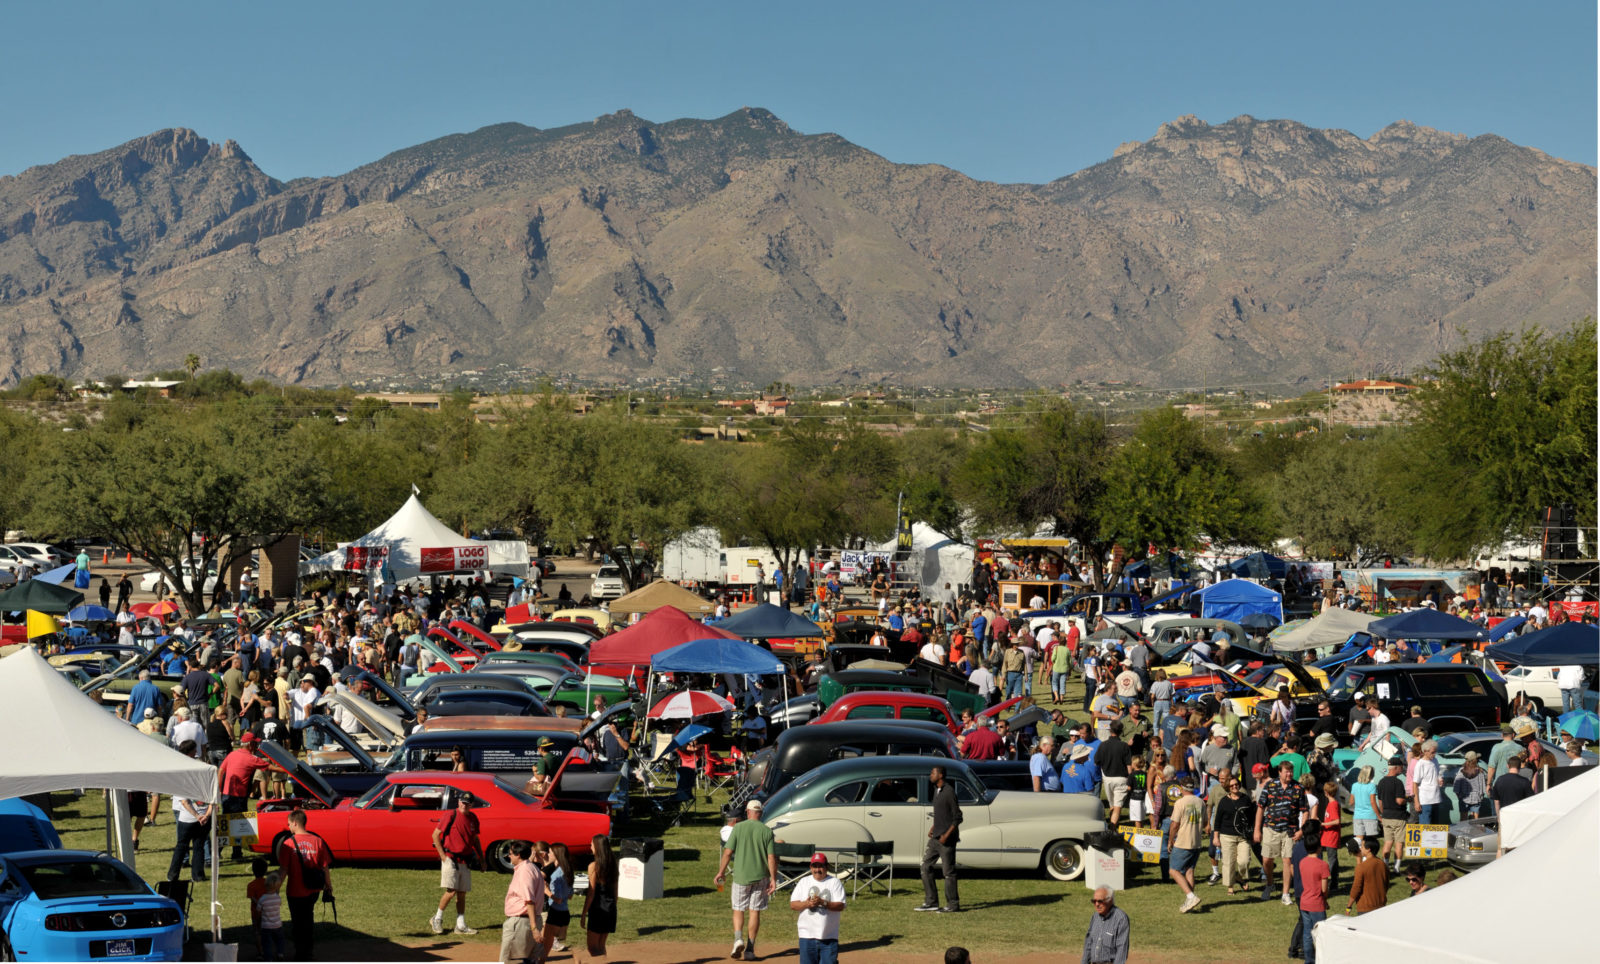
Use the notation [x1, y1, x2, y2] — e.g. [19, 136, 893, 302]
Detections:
[861, 774, 928, 862]
[1410, 670, 1494, 729]
[948, 775, 1002, 868]
[355, 781, 453, 860]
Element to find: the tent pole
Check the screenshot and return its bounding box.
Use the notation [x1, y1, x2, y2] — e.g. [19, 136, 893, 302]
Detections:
[210, 780, 221, 942]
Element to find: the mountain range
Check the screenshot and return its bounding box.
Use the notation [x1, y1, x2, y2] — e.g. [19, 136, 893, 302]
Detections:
[0, 108, 1592, 387]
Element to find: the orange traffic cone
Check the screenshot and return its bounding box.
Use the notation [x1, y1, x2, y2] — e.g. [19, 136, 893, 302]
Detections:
[101, 549, 108, 564]
[126, 550, 132, 562]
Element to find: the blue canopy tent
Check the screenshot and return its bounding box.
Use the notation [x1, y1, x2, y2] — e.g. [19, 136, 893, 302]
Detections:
[1487, 616, 1527, 641]
[1367, 609, 1487, 641]
[712, 604, 825, 640]
[646, 637, 788, 755]
[1194, 579, 1283, 624]
[1226, 551, 1289, 580]
[1485, 623, 1599, 667]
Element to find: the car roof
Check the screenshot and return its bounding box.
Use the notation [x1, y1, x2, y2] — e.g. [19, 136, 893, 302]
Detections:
[387, 770, 505, 786]
[779, 719, 950, 744]
[1342, 664, 1490, 676]
[829, 691, 946, 709]
[1, 848, 110, 865]
[797, 755, 969, 780]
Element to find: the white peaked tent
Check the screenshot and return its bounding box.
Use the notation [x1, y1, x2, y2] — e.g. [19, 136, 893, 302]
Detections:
[301, 492, 528, 582]
[1271, 607, 1379, 652]
[1315, 784, 1599, 964]
[1499, 766, 1599, 849]
[876, 523, 975, 598]
[0, 647, 222, 935]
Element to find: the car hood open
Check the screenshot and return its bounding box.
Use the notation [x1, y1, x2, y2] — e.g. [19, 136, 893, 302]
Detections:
[261, 740, 340, 808]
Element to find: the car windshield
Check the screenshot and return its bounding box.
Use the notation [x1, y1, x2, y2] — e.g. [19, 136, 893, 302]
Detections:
[20, 859, 150, 899]
[1324, 668, 1368, 702]
[1433, 734, 1473, 756]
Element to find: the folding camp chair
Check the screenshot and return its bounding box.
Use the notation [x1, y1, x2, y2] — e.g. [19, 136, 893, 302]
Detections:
[773, 841, 815, 889]
[850, 839, 894, 897]
[155, 878, 194, 943]
[699, 745, 742, 795]
[641, 732, 680, 790]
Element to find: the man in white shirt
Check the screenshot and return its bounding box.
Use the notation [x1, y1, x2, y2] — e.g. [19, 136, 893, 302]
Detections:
[291, 677, 322, 750]
[168, 707, 206, 754]
[1414, 740, 1442, 824]
[968, 663, 997, 706]
[1557, 664, 1586, 713]
[918, 637, 947, 665]
[788, 853, 845, 964]
[1358, 700, 1393, 754]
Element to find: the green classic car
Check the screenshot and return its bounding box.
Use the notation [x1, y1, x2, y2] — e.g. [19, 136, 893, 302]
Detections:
[763, 756, 1106, 881]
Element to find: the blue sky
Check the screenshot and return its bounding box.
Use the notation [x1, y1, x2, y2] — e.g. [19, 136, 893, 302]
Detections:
[5, 0, 1594, 184]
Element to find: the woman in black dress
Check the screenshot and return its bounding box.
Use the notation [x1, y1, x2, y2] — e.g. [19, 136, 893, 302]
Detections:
[581, 834, 618, 957]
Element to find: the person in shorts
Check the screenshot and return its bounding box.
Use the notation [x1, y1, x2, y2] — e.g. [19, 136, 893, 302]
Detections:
[431, 795, 485, 936]
[1375, 758, 1410, 870]
[1254, 760, 1307, 903]
[714, 798, 778, 961]
[1167, 776, 1205, 913]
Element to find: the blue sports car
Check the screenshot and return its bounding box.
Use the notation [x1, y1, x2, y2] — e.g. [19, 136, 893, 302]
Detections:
[0, 800, 184, 962]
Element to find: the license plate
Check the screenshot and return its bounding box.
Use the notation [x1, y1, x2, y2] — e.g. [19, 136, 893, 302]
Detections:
[106, 939, 136, 957]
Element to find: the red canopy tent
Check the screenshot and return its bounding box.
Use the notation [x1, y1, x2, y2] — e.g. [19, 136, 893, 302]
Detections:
[588, 606, 740, 670]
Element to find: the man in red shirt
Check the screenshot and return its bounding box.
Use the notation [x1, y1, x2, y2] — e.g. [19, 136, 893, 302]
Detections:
[961, 723, 1002, 760]
[219, 733, 273, 859]
[1296, 838, 1331, 964]
[276, 809, 332, 961]
[431, 794, 485, 935]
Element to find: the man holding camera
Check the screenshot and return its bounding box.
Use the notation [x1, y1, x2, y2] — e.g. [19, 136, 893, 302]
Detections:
[431, 794, 486, 936]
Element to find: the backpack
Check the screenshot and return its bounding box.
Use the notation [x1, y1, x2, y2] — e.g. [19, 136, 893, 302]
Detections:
[282, 834, 328, 890]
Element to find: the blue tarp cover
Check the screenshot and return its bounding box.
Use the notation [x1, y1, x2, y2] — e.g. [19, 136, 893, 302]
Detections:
[1194, 579, 1283, 624]
[1367, 608, 1486, 641]
[712, 603, 825, 639]
[652, 637, 785, 675]
[1485, 623, 1599, 667]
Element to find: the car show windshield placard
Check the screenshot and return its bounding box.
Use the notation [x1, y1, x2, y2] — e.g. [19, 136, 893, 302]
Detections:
[420, 545, 488, 572]
[1402, 824, 1448, 859]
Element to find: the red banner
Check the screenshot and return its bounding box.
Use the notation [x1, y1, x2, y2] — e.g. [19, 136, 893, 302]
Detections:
[343, 546, 388, 571]
[419, 545, 488, 573]
[1551, 600, 1598, 618]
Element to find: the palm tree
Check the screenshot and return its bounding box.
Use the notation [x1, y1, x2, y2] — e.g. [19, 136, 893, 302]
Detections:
[183, 354, 200, 379]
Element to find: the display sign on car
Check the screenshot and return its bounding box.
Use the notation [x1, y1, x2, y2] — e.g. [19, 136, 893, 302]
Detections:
[420, 545, 488, 572]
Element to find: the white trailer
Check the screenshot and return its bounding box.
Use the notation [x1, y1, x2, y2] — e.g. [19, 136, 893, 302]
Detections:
[662, 527, 725, 587]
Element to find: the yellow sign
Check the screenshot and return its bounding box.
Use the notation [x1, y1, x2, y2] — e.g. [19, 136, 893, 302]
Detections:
[1402, 824, 1448, 859]
[227, 811, 259, 850]
[1117, 824, 1163, 864]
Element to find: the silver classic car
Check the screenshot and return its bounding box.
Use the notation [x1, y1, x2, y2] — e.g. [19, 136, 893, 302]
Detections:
[762, 756, 1106, 881]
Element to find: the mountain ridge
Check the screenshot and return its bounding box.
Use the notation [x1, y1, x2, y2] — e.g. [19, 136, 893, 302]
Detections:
[0, 109, 1592, 387]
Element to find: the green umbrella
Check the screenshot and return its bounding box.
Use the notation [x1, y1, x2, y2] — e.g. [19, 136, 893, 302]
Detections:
[0, 579, 85, 614]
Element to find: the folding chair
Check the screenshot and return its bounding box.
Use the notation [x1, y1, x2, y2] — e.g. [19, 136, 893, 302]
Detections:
[851, 839, 894, 898]
[640, 732, 680, 790]
[700, 745, 742, 794]
[155, 879, 194, 942]
[773, 841, 815, 889]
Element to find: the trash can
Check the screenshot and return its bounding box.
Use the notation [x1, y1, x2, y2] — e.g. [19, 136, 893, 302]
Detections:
[1083, 831, 1126, 892]
[618, 837, 665, 901]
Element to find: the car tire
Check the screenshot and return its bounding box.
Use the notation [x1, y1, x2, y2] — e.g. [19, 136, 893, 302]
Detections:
[1528, 697, 1544, 714]
[1, 930, 16, 962]
[1043, 839, 1086, 881]
[487, 840, 515, 874]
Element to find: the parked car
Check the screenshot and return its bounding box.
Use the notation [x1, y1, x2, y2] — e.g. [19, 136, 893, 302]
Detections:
[1278, 663, 1508, 738]
[0, 799, 183, 962]
[4, 542, 69, 568]
[137, 562, 218, 595]
[761, 756, 1106, 881]
[810, 692, 1021, 736]
[251, 743, 610, 872]
[1500, 665, 1591, 714]
[590, 565, 626, 601]
[1447, 816, 1499, 871]
[739, 720, 956, 802]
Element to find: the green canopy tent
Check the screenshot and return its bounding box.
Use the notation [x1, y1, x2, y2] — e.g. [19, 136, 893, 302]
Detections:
[0, 579, 85, 614]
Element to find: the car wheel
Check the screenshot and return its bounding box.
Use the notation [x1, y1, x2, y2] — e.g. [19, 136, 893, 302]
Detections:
[1528, 697, 1544, 714]
[1, 930, 15, 962]
[1043, 839, 1086, 881]
[487, 840, 515, 873]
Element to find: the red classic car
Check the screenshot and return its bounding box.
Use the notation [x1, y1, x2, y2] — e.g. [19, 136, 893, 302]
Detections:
[250, 742, 609, 872]
[811, 692, 1022, 736]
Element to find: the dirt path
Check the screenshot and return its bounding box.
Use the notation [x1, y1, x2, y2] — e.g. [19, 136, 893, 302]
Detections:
[316, 937, 1205, 963]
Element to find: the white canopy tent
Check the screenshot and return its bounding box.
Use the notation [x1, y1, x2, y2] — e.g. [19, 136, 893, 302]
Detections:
[0, 647, 221, 935]
[875, 523, 975, 599]
[1271, 607, 1378, 652]
[1314, 785, 1598, 963]
[300, 492, 528, 583]
[1498, 766, 1599, 849]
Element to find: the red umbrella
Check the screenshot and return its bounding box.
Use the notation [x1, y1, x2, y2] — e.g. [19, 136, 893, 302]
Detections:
[648, 689, 735, 719]
[128, 602, 155, 618]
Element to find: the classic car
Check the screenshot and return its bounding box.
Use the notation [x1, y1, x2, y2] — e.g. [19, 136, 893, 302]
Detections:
[1447, 815, 1498, 871]
[548, 609, 612, 633]
[810, 692, 1021, 736]
[478, 649, 586, 677]
[762, 756, 1106, 881]
[740, 720, 956, 800]
[250, 743, 610, 871]
[0, 800, 183, 962]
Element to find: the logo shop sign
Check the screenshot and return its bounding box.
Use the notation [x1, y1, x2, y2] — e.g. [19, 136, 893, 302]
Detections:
[420, 545, 489, 573]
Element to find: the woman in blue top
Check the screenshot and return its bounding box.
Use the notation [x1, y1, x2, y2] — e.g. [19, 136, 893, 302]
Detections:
[1350, 765, 1380, 838]
[538, 841, 574, 961]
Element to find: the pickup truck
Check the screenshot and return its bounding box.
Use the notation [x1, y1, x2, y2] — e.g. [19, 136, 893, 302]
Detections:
[1023, 585, 1194, 635]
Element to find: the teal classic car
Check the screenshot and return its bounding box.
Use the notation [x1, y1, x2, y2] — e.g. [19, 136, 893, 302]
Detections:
[762, 756, 1106, 881]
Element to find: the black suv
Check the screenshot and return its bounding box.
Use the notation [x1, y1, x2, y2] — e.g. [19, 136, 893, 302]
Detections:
[1278, 663, 1509, 738]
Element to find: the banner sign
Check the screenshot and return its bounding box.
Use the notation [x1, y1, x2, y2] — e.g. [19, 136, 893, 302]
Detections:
[896, 501, 913, 552]
[343, 546, 389, 571]
[1551, 600, 1599, 619]
[1117, 824, 1163, 864]
[1402, 824, 1448, 859]
[419, 545, 488, 573]
[228, 812, 259, 850]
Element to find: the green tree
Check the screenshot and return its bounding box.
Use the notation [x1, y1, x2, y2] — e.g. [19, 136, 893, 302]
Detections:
[1274, 433, 1411, 562]
[1396, 320, 1598, 557]
[1098, 407, 1273, 562]
[183, 354, 201, 379]
[27, 399, 337, 616]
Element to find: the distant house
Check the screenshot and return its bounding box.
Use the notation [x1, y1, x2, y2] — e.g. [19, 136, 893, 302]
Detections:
[754, 396, 790, 417]
[1332, 379, 1417, 396]
[121, 380, 183, 398]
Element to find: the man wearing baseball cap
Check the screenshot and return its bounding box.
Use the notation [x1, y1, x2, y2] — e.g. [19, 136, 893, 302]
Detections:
[218, 731, 272, 860]
[788, 852, 845, 964]
[715, 799, 777, 961]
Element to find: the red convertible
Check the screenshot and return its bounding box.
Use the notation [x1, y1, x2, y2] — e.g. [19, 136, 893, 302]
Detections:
[250, 742, 609, 872]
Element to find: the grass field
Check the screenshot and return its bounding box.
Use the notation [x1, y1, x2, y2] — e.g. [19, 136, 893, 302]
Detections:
[50, 683, 1432, 962]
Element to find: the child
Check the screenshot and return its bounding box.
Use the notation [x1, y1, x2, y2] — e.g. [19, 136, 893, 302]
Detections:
[539, 841, 575, 960]
[245, 859, 268, 959]
[257, 871, 285, 961]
